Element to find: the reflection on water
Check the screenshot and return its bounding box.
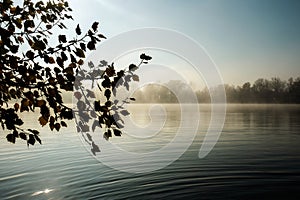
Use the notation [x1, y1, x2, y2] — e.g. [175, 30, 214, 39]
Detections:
[0, 104, 300, 199]
[31, 188, 54, 196]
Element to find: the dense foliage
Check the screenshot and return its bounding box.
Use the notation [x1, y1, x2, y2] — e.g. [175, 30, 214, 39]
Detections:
[0, 0, 151, 148]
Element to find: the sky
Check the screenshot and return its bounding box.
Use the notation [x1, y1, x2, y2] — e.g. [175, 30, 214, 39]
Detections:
[67, 0, 300, 86]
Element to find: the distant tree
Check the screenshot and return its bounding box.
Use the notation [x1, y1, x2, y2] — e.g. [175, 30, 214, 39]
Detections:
[269, 77, 286, 103]
[287, 77, 300, 103]
[0, 0, 151, 147]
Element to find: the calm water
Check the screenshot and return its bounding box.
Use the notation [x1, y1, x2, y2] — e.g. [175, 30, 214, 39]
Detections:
[0, 104, 300, 199]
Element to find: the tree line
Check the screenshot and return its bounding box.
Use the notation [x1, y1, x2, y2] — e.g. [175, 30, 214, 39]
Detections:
[133, 77, 300, 104]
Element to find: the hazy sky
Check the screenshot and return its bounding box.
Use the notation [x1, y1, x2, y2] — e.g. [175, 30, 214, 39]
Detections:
[68, 0, 300, 85]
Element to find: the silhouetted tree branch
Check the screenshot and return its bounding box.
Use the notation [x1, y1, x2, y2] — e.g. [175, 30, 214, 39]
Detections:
[0, 0, 152, 148]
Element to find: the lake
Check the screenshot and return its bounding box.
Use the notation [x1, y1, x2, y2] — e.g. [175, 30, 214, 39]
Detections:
[0, 104, 300, 199]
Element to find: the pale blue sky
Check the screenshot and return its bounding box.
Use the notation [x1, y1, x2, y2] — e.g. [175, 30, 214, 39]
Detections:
[69, 0, 300, 85]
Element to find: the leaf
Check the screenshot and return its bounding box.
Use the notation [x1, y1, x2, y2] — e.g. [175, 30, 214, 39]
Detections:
[87, 41, 95, 50]
[99, 60, 108, 66]
[28, 129, 39, 135]
[140, 53, 152, 61]
[48, 57, 55, 64]
[106, 66, 115, 77]
[113, 129, 122, 136]
[81, 125, 89, 132]
[76, 24, 81, 35]
[86, 89, 95, 98]
[19, 132, 27, 140]
[77, 100, 86, 110]
[92, 22, 99, 32]
[14, 103, 19, 111]
[94, 100, 101, 111]
[74, 91, 82, 100]
[98, 34, 107, 39]
[61, 121, 67, 127]
[105, 101, 112, 107]
[60, 108, 73, 120]
[90, 110, 97, 118]
[91, 142, 100, 155]
[27, 134, 35, 146]
[36, 100, 46, 107]
[6, 134, 16, 144]
[54, 123, 61, 131]
[129, 64, 137, 71]
[39, 116, 48, 126]
[17, 36, 24, 43]
[104, 89, 111, 100]
[92, 120, 99, 132]
[101, 77, 111, 88]
[83, 133, 91, 142]
[26, 50, 34, 60]
[58, 35, 67, 43]
[79, 43, 86, 52]
[132, 74, 139, 81]
[75, 48, 85, 58]
[124, 82, 129, 91]
[103, 131, 112, 140]
[61, 52, 68, 61]
[34, 134, 42, 144]
[120, 110, 130, 116]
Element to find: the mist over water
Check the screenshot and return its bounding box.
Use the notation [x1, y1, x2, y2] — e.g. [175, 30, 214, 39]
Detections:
[0, 104, 300, 199]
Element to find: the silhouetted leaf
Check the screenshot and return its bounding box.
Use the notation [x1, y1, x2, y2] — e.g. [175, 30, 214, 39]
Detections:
[79, 42, 86, 51]
[94, 100, 101, 111]
[75, 48, 85, 58]
[27, 134, 35, 146]
[60, 108, 73, 120]
[54, 123, 61, 131]
[104, 89, 111, 100]
[129, 64, 137, 71]
[6, 134, 15, 144]
[19, 132, 27, 140]
[76, 24, 81, 35]
[106, 66, 115, 77]
[101, 76, 111, 88]
[48, 57, 55, 64]
[113, 129, 122, 136]
[105, 101, 112, 107]
[87, 41, 95, 50]
[140, 53, 152, 60]
[58, 35, 67, 43]
[14, 103, 19, 111]
[92, 22, 99, 32]
[28, 129, 39, 135]
[26, 50, 34, 59]
[97, 34, 106, 39]
[103, 130, 112, 140]
[57, 119, 65, 127]
[34, 134, 42, 144]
